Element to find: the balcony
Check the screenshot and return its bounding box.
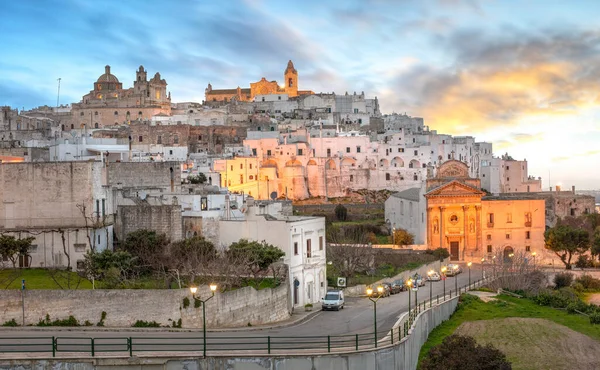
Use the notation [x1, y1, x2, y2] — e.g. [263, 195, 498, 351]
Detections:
[524, 221, 532, 227]
[487, 222, 494, 228]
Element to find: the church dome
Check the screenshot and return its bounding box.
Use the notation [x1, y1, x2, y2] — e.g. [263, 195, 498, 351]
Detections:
[96, 65, 119, 83]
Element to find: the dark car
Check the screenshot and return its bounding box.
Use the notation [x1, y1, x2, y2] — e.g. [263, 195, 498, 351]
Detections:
[390, 280, 404, 293]
[380, 283, 392, 297]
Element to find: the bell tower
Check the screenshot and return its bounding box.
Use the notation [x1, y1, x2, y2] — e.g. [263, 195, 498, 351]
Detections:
[284, 60, 298, 97]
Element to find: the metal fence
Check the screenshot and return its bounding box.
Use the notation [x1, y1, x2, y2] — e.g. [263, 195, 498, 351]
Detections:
[0, 277, 490, 357]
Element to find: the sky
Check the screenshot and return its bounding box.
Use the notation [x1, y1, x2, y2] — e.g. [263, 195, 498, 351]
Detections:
[1, 0, 600, 189]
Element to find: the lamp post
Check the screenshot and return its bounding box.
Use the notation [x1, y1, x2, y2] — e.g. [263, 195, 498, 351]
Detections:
[366, 285, 384, 348]
[453, 265, 458, 293]
[441, 266, 447, 298]
[427, 270, 434, 305]
[531, 251, 537, 269]
[190, 284, 218, 358]
[406, 279, 413, 318]
[481, 257, 485, 280]
[467, 262, 472, 287]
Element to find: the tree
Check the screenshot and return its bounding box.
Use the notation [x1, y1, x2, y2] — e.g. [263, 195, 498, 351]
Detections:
[169, 236, 217, 284]
[227, 239, 285, 288]
[80, 249, 139, 288]
[392, 228, 415, 246]
[0, 235, 34, 268]
[121, 229, 169, 274]
[326, 226, 373, 282]
[334, 204, 348, 221]
[428, 247, 450, 261]
[421, 334, 511, 370]
[545, 224, 590, 269]
[591, 229, 600, 262]
[188, 173, 207, 184]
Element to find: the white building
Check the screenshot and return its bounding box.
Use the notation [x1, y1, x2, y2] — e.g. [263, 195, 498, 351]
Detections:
[219, 201, 326, 308]
[384, 185, 427, 245]
[480, 153, 542, 194]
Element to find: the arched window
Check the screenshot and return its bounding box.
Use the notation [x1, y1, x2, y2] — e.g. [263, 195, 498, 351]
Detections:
[288, 78, 293, 87]
[94, 122, 99, 128]
[71, 124, 74, 129]
[386, 173, 391, 181]
[80, 112, 84, 116]
[114, 111, 118, 116]
[94, 111, 98, 116]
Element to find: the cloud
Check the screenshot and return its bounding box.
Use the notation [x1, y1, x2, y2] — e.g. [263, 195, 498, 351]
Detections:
[494, 133, 545, 150]
[552, 149, 600, 163]
[383, 29, 600, 135]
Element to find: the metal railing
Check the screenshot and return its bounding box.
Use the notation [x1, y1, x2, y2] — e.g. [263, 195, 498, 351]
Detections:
[0, 277, 491, 357]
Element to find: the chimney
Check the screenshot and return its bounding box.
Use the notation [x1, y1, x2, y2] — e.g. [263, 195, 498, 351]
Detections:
[549, 186, 553, 192]
[556, 185, 561, 192]
[105, 65, 110, 74]
[572, 185, 575, 194]
[225, 194, 231, 220]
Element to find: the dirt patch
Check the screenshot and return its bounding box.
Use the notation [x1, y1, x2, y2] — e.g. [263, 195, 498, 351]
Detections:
[587, 293, 600, 306]
[455, 318, 600, 370]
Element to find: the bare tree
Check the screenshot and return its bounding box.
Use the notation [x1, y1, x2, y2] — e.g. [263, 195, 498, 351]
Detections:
[326, 226, 373, 283]
[484, 248, 547, 294]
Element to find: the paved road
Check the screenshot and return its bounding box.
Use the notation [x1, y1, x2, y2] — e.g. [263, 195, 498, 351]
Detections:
[0, 264, 484, 355]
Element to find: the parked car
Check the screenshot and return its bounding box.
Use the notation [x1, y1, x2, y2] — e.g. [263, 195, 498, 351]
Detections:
[412, 273, 426, 287]
[391, 280, 404, 293]
[427, 272, 441, 281]
[380, 284, 391, 297]
[445, 264, 462, 276]
[322, 290, 345, 311]
[384, 282, 401, 294]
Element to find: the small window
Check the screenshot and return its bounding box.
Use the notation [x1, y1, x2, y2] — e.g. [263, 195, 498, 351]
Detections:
[29, 245, 38, 253]
[138, 135, 143, 142]
[249, 175, 254, 180]
[526, 246, 531, 252]
[487, 245, 492, 253]
[488, 213, 494, 223]
[74, 244, 86, 253]
[297, 149, 303, 155]
[386, 173, 391, 181]
[169, 150, 173, 155]
[94, 111, 98, 116]
[198, 135, 202, 140]
[346, 147, 351, 153]
[307, 239, 312, 258]
[414, 150, 418, 155]
[507, 213, 512, 223]
[570, 208, 576, 216]
[174, 135, 179, 144]
[240, 164, 243, 169]
[525, 231, 531, 239]
[319, 236, 324, 251]
[357, 146, 361, 153]
[294, 242, 299, 255]
[267, 150, 272, 156]
[230, 165, 233, 171]
[249, 164, 253, 169]
[486, 234, 491, 240]
[350, 175, 354, 182]
[157, 135, 162, 144]
[505, 233, 511, 240]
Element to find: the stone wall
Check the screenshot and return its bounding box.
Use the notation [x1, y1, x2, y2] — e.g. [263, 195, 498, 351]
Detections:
[116, 205, 183, 242]
[0, 296, 459, 370]
[0, 283, 290, 329]
[107, 161, 181, 192]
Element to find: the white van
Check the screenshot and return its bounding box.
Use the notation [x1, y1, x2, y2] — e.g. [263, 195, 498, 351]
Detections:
[321, 290, 345, 311]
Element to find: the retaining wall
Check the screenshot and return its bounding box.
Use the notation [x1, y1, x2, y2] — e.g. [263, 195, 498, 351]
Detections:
[0, 283, 290, 328]
[0, 297, 459, 370]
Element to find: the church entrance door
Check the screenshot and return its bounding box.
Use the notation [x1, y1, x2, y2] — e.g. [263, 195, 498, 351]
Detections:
[450, 242, 460, 261]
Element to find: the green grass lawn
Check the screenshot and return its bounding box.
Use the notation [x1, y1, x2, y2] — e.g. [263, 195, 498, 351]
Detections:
[0, 269, 93, 289]
[419, 294, 600, 364]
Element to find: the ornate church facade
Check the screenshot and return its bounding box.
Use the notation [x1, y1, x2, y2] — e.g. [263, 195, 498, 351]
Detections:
[204, 60, 314, 103]
[69, 65, 172, 129]
[388, 159, 550, 263]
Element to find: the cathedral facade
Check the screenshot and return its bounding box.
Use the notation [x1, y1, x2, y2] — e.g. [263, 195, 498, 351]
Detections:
[70, 65, 171, 129]
[205, 60, 313, 103]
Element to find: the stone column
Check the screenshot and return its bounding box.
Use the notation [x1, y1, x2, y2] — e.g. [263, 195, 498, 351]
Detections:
[462, 205, 469, 260]
[439, 206, 445, 249]
[475, 205, 481, 252]
[427, 207, 432, 247]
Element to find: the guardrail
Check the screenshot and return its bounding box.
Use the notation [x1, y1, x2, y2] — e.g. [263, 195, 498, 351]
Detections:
[0, 277, 491, 357]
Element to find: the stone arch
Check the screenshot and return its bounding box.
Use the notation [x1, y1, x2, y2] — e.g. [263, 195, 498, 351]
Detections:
[391, 157, 404, 168]
[307, 159, 317, 166]
[379, 158, 389, 167]
[341, 157, 356, 167]
[261, 159, 278, 168]
[409, 159, 420, 168]
[325, 159, 336, 170]
[285, 159, 302, 167]
[503, 246, 514, 263]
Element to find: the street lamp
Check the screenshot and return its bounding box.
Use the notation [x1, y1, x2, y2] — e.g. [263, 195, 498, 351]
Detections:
[406, 279, 413, 318]
[190, 283, 218, 357]
[481, 258, 485, 280]
[453, 265, 458, 293]
[441, 266, 447, 298]
[366, 285, 385, 348]
[531, 251, 537, 268]
[427, 270, 434, 306]
[467, 262, 472, 287]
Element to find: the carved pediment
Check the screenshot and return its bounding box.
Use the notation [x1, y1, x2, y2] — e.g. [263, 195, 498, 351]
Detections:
[425, 180, 485, 198]
[437, 160, 469, 178]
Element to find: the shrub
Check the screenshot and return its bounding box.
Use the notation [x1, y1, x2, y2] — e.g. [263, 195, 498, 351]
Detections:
[572, 282, 585, 293]
[575, 255, 592, 269]
[575, 274, 600, 291]
[590, 312, 600, 325]
[554, 272, 573, 289]
[334, 204, 348, 221]
[97, 311, 107, 327]
[37, 315, 80, 327]
[84, 320, 93, 326]
[132, 320, 161, 328]
[426, 247, 450, 261]
[194, 298, 201, 308]
[182, 297, 190, 309]
[2, 319, 19, 327]
[420, 334, 512, 370]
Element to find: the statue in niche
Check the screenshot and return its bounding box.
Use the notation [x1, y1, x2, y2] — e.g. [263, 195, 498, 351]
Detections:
[433, 219, 439, 234]
[469, 219, 475, 233]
